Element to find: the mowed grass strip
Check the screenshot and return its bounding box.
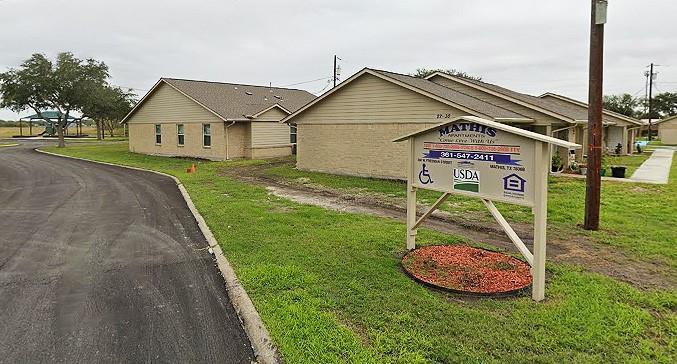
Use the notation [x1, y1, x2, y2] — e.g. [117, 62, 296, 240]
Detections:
[265, 154, 676, 266]
[43, 143, 676, 363]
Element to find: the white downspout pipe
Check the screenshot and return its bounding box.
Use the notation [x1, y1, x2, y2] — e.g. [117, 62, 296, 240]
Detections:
[225, 120, 236, 160]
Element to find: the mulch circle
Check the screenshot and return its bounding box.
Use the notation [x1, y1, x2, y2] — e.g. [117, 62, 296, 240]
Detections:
[402, 245, 532, 296]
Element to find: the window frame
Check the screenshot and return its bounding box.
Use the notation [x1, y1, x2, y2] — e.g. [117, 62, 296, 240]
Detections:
[202, 123, 211, 148]
[177, 123, 185, 146]
[155, 124, 162, 145]
[290, 124, 297, 144]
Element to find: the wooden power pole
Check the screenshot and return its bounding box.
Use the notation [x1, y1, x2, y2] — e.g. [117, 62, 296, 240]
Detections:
[333, 55, 337, 88]
[584, 0, 607, 231]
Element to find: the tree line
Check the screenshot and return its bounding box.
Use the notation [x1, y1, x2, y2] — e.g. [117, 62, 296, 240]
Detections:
[0, 52, 136, 147]
[603, 92, 677, 120]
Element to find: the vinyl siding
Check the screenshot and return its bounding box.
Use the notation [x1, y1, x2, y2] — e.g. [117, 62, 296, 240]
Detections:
[251, 122, 290, 147]
[658, 118, 677, 144]
[126, 83, 222, 125]
[256, 107, 289, 121]
[293, 73, 470, 124]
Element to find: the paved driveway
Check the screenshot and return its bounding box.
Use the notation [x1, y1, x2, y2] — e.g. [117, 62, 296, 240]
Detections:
[0, 143, 254, 363]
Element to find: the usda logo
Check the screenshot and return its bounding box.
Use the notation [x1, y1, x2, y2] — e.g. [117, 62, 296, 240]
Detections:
[453, 169, 480, 192]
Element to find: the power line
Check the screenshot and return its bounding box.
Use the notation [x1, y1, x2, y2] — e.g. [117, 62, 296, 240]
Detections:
[314, 79, 332, 94]
[631, 86, 646, 97]
[119, 86, 149, 92]
[278, 76, 333, 88]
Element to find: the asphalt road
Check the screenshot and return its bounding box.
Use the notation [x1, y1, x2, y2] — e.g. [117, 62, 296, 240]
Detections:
[0, 142, 254, 363]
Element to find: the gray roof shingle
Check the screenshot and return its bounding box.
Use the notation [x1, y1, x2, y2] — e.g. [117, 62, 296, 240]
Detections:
[162, 78, 316, 120]
[370, 70, 530, 120]
[445, 76, 586, 121]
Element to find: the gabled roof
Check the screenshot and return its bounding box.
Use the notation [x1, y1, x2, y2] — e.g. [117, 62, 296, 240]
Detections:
[539, 92, 643, 126]
[425, 72, 579, 123]
[393, 116, 581, 149]
[251, 104, 292, 118]
[282, 68, 533, 124]
[655, 114, 677, 125]
[122, 78, 316, 123]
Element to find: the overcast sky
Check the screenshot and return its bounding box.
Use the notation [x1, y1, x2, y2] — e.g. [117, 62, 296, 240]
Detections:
[1, 0, 676, 120]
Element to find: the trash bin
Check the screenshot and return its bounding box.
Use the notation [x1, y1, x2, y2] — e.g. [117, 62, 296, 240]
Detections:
[611, 166, 626, 178]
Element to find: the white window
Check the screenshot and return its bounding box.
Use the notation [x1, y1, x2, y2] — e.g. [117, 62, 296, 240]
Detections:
[203, 123, 211, 147]
[177, 124, 185, 146]
[155, 124, 162, 144]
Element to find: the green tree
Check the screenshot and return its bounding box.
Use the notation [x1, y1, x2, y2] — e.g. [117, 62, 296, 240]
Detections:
[0, 52, 109, 147]
[410, 68, 482, 81]
[651, 92, 677, 118]
[602, 93, 638, 117]
[636, 92, 677, 119]
[81, 85, 136, 139]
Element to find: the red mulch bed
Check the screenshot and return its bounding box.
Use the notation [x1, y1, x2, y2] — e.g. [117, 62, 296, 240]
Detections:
[402, 245, 532, 295]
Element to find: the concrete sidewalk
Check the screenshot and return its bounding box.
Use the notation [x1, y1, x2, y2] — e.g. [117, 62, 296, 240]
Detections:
[629, 148, 675, 184]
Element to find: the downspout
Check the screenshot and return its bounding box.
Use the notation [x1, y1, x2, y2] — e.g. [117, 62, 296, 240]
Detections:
[225, 120, 236, 160]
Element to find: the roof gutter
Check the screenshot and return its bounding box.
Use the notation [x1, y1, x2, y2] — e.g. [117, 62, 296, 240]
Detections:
[552, 125, 575, 136]
[494, 117, 534, 124]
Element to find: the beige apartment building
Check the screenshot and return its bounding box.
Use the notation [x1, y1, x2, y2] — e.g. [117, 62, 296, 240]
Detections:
[655, 115, 677, 144]
[282, 68, 642, 179]
[123, 78, 315, 160]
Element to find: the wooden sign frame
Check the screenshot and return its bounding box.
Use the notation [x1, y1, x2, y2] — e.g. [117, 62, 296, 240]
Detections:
[395, 116, 580, 301]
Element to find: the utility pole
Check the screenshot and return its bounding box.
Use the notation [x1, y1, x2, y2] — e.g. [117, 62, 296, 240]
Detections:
[584, 0, 607, 231]
[333, 55, 342, 88]
[647, 62, 655, 141]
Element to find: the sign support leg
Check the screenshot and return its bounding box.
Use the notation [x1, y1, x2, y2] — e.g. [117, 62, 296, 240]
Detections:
[406, 139, 417, 250]
[532, 141, 549, 301]
[406, 183, 417, 250]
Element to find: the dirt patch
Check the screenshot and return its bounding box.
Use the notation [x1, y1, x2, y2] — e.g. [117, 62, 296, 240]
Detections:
[220, 162, 676, 291]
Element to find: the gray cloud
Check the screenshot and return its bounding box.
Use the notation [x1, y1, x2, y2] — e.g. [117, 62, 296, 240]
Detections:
[1, 0, 675, 120]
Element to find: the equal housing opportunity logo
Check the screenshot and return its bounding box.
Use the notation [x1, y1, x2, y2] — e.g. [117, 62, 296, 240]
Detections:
[453, 168, 480, 193]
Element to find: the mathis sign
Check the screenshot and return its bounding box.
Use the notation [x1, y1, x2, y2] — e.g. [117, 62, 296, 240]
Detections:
[395, 116, 580, 301]
[413, 120, 536, 205]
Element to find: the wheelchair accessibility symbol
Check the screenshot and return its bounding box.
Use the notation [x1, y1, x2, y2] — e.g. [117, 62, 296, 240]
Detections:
[418, 163, 433, 184]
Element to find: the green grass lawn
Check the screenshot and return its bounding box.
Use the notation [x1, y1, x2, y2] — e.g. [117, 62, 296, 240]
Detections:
[605, 154, 651, 176]
[42, 143, 676, 363]
[265, 156, 676, 266]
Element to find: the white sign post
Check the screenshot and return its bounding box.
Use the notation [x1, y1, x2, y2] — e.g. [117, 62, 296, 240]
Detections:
[394, 116, 580, 301]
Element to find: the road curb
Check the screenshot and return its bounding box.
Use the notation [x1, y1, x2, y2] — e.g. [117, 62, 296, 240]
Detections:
[35, 148, 281, 364]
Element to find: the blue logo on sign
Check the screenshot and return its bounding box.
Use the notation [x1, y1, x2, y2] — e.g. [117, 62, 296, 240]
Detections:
[503, 173, 526, 192]
[419, 163, 433, 184]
